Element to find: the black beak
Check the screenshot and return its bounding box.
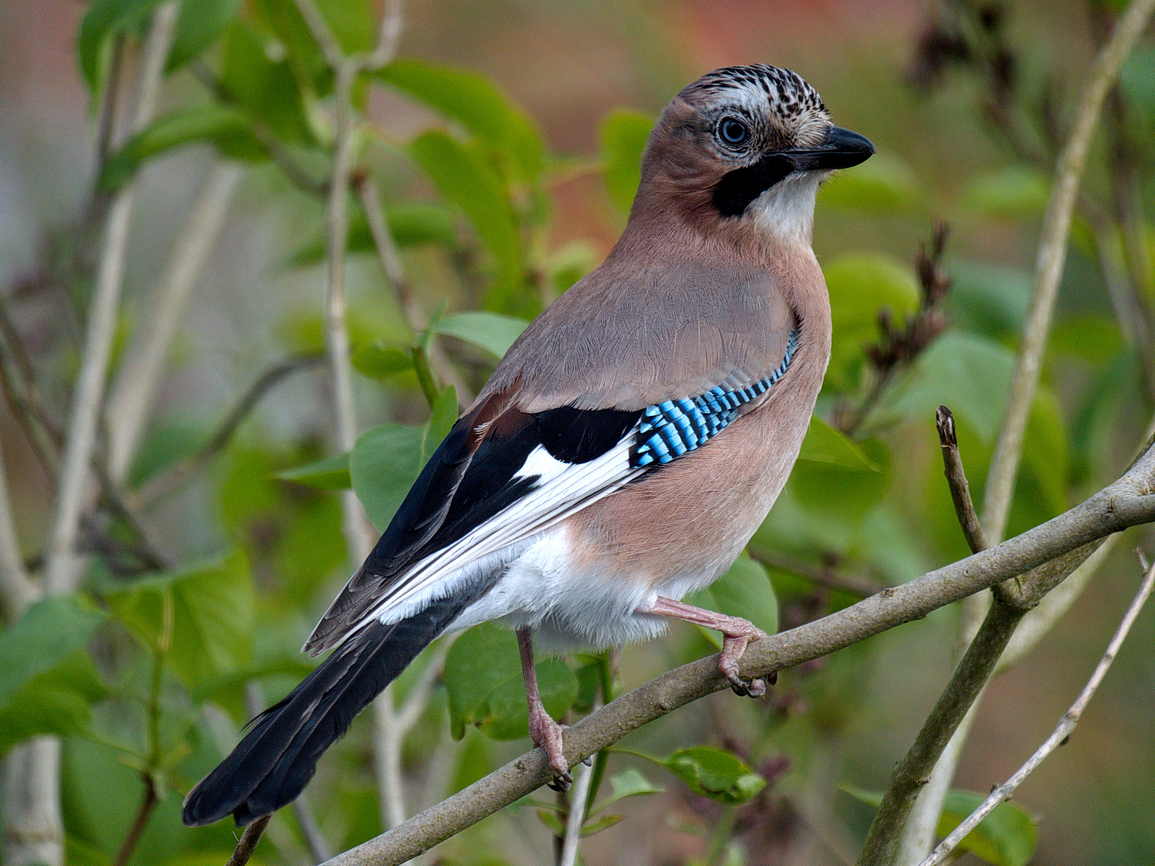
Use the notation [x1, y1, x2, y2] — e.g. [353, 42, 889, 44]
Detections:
[782, 126, 874, 172]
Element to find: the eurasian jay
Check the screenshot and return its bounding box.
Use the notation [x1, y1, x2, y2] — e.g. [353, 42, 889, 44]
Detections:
[182, 63, 873, 827]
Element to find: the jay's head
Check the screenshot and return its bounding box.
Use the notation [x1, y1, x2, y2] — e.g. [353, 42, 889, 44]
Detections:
[637, 64, 873, 242]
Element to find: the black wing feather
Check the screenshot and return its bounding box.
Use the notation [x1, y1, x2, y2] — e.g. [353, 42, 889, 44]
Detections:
[305, 399, 641, 654]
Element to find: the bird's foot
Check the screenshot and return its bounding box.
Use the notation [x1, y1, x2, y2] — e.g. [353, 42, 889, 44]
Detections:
[718, 624, 770, 698]
[528, 703, 571, 790]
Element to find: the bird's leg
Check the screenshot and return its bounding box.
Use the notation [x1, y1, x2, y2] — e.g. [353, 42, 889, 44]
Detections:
[516, 626, 571, 790]
[641, 596, 770, 697]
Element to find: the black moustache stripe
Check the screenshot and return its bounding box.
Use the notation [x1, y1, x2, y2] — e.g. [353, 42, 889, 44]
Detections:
[711, 154, 794, 218]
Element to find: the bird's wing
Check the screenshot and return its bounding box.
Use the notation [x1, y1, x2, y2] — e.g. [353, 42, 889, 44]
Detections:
[305, 325, 801, 655]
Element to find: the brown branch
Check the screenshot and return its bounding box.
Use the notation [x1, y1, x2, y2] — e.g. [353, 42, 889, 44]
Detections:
[935, 406, 988, 554]
[919, 550, 1155, 866]
[226, 815, 271, 866]
[112, 775, 158, 866]
[747, 547, 886, 598]
[320, 442, 1155, 865]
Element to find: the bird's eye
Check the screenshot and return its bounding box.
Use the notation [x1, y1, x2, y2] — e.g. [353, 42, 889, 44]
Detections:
[717, 117, 750, 147]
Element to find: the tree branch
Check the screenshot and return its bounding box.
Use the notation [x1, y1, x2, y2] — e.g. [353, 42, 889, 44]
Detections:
[320, 442, 1155, 865]
[980, 0, 1155, 542]
[225, 815, 271, 866]
[0, 436, 36, 620]
[907, 2, 1155, 855]
[43, 1, 180, 596]
[7, 11, 179, 866]
[292, 0, 409, 831]
[107, 163, 243, 479]
[917, 551, 1155, 866]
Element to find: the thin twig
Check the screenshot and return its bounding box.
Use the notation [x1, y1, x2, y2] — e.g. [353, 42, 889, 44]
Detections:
[857, 602, 1024, 866]
[353, 172, 472, 402]
[0, 436, 36, 621]
[907, 3, 1155, 856]
[189, 61, 327, 198]
[918, 552, 1155, 866]
[747, 547, 885, 598]
[319, 442, 1155, 865]
[107, 163, 243, 479]
[112, 775, 158, 866]
[133, 351, 325, 506]
[980, 0, 1155, 542]
[292, 0, 408, 831]
[558, 759, 594, 866]
[43, 1, 180, 595]
[226, 815, 271, 866]
[934, 406, 988, 554]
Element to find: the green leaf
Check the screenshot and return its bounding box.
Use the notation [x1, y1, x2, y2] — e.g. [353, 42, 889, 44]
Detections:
[818, 151, 922, 213]
[77, 0, 166, 94]
[874, 331, 1013, 442]
[167, 0, 242, 72]
[0, 653, 108, 755]
[351, 343, 413, 380]
[276, 452, 351, 489]
[219, 19, 315, 145]
[947, 260, 1032, 339]
[99, 106, 258, 192]
[687, 555, 777, 649]
[581, 813, 625, 836]
[444, 623, 577, 740]
[599, 109, 652, 214]
[843, 785, 1037, 866]
[798, 415, 878, 470]
[376, 59, 547, 182]
[250, 0, 373, 97]
[425, 386, 460, 455]
[409, 131, 525, 310]
[106, 551, 253, 686]
[0, 598, 108, 753]
[0, 596, 106, 704]
[349, 423, 426, 529]
[287, 202, 457, 268]
[823, 252, 921, 390]
[787, 438, 891, 532]
[593, 767, 664, 812]
[434, 311, 529, 359]
[662, 746, 766, 804]
[960, 166, 1050, 218]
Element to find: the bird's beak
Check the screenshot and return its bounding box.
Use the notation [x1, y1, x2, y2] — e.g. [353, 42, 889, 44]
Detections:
[782, 126, 874, 172]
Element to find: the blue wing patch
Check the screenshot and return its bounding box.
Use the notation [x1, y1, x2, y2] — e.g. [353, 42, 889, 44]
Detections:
[632, 328, 799, 468]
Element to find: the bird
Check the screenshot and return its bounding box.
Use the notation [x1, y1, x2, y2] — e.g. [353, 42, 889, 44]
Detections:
[182, 63, 873, 828]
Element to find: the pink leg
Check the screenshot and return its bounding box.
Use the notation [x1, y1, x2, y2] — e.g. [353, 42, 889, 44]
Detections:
[641, 596, 771, 697]
[517, 627, 571, 790]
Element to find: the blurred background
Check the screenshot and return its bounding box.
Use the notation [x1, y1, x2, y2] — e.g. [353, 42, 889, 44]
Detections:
[0, 0, 1152, 864]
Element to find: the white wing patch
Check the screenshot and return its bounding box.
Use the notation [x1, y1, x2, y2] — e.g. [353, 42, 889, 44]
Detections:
[337, 436, 644, 643]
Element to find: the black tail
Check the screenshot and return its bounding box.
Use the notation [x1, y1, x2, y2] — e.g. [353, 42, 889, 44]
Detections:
[182, 594, 469, 826]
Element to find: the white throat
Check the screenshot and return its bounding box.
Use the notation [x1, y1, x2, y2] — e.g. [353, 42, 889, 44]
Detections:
[749, 171, 824, 244]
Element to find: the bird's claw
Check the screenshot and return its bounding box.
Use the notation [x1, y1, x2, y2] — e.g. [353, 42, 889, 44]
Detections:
[528, 705, 570, 788]
[547, 771, 573, 792]
[719, 629, 772, 699]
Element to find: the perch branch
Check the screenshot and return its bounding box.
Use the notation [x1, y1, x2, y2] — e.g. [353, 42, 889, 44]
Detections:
[225, 815, 271, 866]
[319, 442, 1155, 865]
[918, 552, 1155, 866]
[907, 3, 1155, 856]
